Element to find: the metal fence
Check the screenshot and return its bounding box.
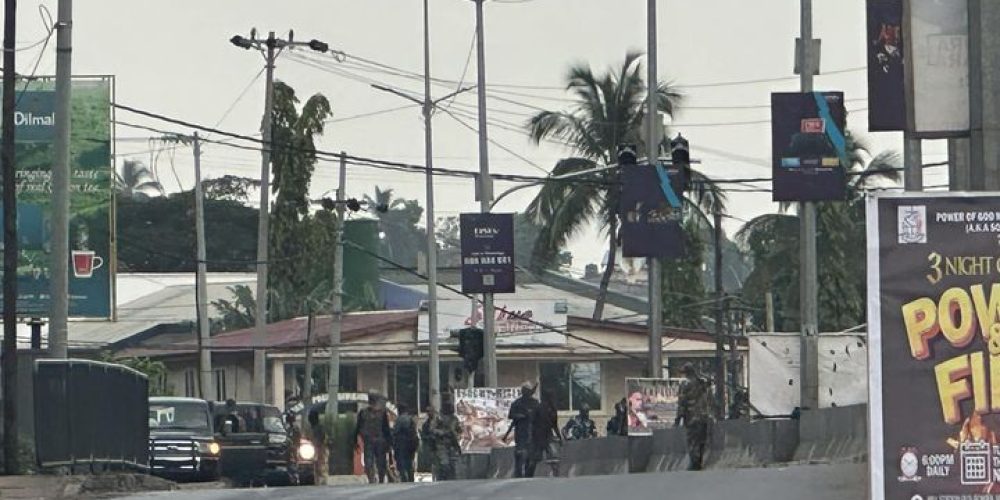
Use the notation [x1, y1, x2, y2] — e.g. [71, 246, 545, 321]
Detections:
[33, 359, 149, 471]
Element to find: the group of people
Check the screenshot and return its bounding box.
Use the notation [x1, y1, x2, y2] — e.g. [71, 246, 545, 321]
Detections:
[309, 364, 715, 484]
[349, 391, 465, 484]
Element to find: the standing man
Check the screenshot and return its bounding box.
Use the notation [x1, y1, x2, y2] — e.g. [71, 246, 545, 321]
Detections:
[431, 402, 462, 481]
[420, 405, 438, 481]
[354, 391, 393, 483]
[392, 403, 419, 482]
[562, 403, 598, 440]
[675, 363, 714, 470]
[533, 389, 563, 477]
[307, 406, 328, 483]
[503, 382, 540, 478]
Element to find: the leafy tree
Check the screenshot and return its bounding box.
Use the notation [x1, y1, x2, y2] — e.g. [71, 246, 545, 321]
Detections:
[524, 51, 724, 320]
[737, 133, 901, 332]
[364, 186, 426, 268]
[661, 217, 709, 328]
[267, 81, 334, 322]
[102, 354, 173, 396]
[115, 159, 164, 200]
[211, 284, 256, 333]
[203, 175, 261, 203]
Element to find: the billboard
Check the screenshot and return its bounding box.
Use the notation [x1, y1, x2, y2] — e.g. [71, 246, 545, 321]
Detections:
[867, 0, 906, 131]
[626, 378, 684, 436]
[906, 0, 969, 137]
[460, 213, 515, 294]
[418, 297, 567, 346]
[454, 387, 519, 453]
[0, 78, 113, 318]
[867, 193, 1000, 499]
[771, 92, 848, 202]
[620, 164, 684, 258]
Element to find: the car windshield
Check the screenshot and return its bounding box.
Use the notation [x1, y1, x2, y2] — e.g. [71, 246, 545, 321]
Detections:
[150, 402, 211, 432]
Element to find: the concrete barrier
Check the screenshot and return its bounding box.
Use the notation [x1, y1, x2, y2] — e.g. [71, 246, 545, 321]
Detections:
[792, 404, 867, 464]
[488, 446, 516, 479]
[645, 427, 690, 472]
[456, 453, 491, 480]
[705, 419, 798, 469]
[559, 436, 629, 477]
[628, 436, 653, 473]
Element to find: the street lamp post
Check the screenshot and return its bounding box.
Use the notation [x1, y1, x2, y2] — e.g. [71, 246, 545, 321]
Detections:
[229, 29, 332, 403]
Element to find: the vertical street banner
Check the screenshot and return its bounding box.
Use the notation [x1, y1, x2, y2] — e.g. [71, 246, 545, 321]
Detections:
[771, 92, 848, 202]
[454, 387, 519, 453]
[620, 164, 684, 258]
[867, 0, 906, 131]
[0, 78, 114, 318]
[460, 213, 515, 294]
[867, 193, 1000, 499]
[907, 0, 969, 137]
[626, 378, 684, 436]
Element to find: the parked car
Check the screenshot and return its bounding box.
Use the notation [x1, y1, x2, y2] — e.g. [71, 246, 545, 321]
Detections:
[148, 397, 221, 482]
[211, 401, 316, 486]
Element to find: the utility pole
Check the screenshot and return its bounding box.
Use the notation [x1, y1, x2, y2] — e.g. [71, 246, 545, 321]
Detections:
[713, 210, 725, 418]
[423, 0, 441, 410]
[193, 132, 212, 400]
[473, 0, 497, 387]
[302, 311, 314, 410]
[230, 30, 332, 403]
[646, 0, 663, 379]
[798, 0, 820, 412]
[765, 291, 775, 333]
[326, 153, 346, 420]
[253, 32, 276, 404]
[1, 0, 18, 475]
[49, 0, 72, 359]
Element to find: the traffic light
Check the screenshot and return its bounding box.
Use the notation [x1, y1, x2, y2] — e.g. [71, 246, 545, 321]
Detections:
[670, 133, 691, 192]
[458, 327, 484, 374]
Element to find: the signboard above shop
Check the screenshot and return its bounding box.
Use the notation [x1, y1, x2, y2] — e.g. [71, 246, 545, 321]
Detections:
[460, 213, 515, 294]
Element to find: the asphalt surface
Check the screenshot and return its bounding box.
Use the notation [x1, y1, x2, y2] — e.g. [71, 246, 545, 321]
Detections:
[117, 463, 865, 500]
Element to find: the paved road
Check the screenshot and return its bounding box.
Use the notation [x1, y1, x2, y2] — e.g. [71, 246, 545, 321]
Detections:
[118, 463, 865, 500]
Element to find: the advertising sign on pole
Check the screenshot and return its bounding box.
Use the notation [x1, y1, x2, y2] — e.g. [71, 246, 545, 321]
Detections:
[0, 78, 113, 318]
[867, 192, 1000, 499]
[620, 165, 684, 258]
[906, 0, 970, 137]
[771, 91, 848, 202]
[625, 378, 684, 436]
[454, 387, 519, 453]
[867, 0, 906, 131]
[418, 297, 567, 346]
[460, 213, 514, 294]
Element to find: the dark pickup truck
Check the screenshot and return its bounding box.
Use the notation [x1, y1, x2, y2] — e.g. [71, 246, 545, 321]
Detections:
[148, 397, 221, 482]
[211, 401, 316, 486]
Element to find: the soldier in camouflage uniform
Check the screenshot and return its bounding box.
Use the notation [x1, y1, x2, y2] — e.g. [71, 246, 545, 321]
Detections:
[675, 363, 714, 471]
[430, 403, 462, 481]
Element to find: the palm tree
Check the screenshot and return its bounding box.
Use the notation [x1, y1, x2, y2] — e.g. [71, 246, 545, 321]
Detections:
[524, 51, 724, 320]
[115, 159, 163, 200]
[364, 186, 424, 266]
[736, 132, 901, 331]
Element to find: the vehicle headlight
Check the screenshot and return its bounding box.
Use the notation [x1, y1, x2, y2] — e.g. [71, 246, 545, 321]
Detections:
[298, 440, 316, 461]
[268, 433, 287, 445]
[197, 441, 221, 456]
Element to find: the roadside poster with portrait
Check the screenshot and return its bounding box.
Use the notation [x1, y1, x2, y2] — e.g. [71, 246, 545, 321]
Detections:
[626, 378, 685, 436]
[454, 387, 519, 454]
[868, 193, 1000, 499]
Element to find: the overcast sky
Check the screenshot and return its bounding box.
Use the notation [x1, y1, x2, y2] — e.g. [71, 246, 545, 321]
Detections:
[4, 0, 948, 274]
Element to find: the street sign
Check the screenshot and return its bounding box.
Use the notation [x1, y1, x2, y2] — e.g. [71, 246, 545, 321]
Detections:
[460, 213, 515, 294]
[620, 164, 684, 258]
[867, 192, 1000, 499]
[770, 91, 848, 202]
[866, 0, 906, 131]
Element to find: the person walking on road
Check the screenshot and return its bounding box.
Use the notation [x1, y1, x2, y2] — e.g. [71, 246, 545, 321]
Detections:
[354, 390, 394, 483]
[431, 403, 462, 481]
[392, 403, 419, 482]
[562, 403, 598, 440]
[533, 389, 564, 477]
[420, 405, 438, 481]
[503, 382, 540, 478]
[675, 363, 714, 471]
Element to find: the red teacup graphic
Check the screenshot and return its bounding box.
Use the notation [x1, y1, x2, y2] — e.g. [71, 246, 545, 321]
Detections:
[72, 250, 103, 278]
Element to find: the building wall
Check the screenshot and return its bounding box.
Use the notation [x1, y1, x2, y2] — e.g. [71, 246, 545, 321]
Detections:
[162, 354, 253, 403]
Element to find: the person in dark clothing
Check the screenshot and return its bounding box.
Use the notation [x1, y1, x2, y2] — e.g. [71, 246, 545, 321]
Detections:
[503, 382, 540, 478]
[675, 363, 714, 471]
[392, 403, 419, 482]
[606, 398, 628, 436]
[563, 404, 598, 440]
[354, 391, 394, 484]
[532, 390, 564, 477]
